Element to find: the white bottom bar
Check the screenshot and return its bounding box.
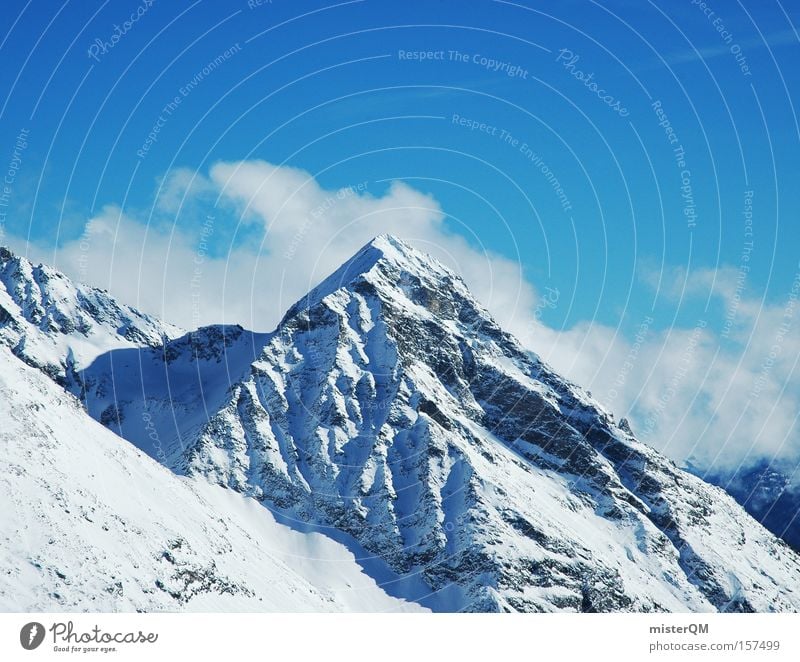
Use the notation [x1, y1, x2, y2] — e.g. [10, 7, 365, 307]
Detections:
[1, 613, 798, 661]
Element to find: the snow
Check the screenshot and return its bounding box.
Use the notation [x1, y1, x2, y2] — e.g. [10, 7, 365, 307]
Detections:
[3, 236, 800, 613]
[0, 249, 182, 382]
[99, 235, 796, 612]
[0, 345, 424, 612]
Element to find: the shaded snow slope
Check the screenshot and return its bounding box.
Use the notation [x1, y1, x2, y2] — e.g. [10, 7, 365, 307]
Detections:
[76, 324, 268, 465]
[692, 460, 800, 552]
[0, 246, 181, 386]
[0, 345, 423, 612]
[79, 235, 800, 612]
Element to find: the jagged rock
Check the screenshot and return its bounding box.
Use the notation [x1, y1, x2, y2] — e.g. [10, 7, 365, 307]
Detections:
[74, 236, 800, 612]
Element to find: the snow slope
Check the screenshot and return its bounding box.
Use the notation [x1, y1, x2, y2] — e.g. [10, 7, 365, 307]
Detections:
[75, 324, 267, 465]
[0, 246, 181, 386]
[78, 235, 800, 612]
[0, 345, 423, 612]
[693, 460, 800, 552]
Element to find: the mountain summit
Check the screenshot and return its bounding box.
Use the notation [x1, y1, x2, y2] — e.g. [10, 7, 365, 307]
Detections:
[76, 235, 800, 612]
[0, 246, 181, 385]
[4, 236, 800, 612]
[283, 234, 473, 317]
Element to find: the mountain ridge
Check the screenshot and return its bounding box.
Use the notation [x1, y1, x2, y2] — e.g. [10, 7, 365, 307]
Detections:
[0, 245, 182, 385]
[74, 235, 800, 612]
[0, 343, 421, 612]
[3, 236, 800, 612]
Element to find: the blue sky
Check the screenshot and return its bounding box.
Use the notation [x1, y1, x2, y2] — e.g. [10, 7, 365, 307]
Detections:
[1, 0, 799, 473]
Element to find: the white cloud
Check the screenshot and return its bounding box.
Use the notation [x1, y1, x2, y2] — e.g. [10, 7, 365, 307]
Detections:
[9, 160, 538, 340]
[11, 205, 272, 332]
[531, 266, 800, 482]
[6, 160, 800, 481]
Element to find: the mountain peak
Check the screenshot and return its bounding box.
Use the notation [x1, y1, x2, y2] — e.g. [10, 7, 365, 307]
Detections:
[0, 245, 182, 382]
[282, 234, 472, 321]
[347, 233, 458, 281]
[367, 232, 411, 251]
[366, 233, 429, 262]
[64, 236, 800, 612]
[366, 233, 455, 269]
[0, 245, 14, 262]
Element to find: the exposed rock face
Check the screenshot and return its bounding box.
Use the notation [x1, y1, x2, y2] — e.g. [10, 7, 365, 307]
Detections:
[0, 247, 181, 386]
[76, 236, 800, 612]
[0, 344, 421, 612]
[694, 461, 800, 552]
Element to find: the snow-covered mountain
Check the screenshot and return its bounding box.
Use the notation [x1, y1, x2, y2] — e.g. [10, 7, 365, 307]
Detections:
[691, 460, 800, 552]
[73, 235, 800, 612]
[0, 343, 422, 612]
[0, 246, 181, 386]
[75, 323, 267, 466]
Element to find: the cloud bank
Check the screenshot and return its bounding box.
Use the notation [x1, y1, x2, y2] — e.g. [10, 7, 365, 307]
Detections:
[6, 160, 799, 481]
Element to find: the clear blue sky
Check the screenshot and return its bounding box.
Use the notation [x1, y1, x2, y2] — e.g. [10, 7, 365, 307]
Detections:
[0, 0, 798, 335]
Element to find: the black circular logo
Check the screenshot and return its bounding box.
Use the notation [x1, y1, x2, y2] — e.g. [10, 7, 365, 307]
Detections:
[20, 622, 45, 650]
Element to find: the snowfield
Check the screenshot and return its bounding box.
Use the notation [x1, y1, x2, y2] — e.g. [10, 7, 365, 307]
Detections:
[0, 345, 423, 612]
[2, 237, 800, 612]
